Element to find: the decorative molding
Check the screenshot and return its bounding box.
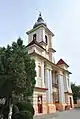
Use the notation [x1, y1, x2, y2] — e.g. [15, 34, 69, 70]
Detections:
[35, 87, 48, 91]
[26, 24, 54, 36]
[64, 91, 73, 95]
[48, 48, 56, 53]
[56, 72, 63, 76]
[39, 41, 47, 46]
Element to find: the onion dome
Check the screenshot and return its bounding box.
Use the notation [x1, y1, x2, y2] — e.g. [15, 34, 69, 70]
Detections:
[33, 12, 47, 28]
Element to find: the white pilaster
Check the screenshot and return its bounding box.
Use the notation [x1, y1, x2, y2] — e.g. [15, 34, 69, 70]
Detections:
[49, 70, 53, 102]
[41, 61, 45, 88]
[57, 73, 65, 103]
[45, 69, 51, 103]
[35, 60, 38, 87]
[66, 76, 68, 90]
[63, 75, 67, 92]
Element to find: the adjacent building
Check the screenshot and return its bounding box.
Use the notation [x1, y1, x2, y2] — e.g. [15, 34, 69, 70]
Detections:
[26, 13, 74, 115]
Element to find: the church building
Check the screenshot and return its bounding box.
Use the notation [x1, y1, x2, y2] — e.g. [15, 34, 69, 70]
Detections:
[26, 13, 74, 115]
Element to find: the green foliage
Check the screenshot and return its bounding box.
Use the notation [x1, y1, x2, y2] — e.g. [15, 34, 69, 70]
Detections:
[0, 38, 36, 119]
[16, 102, 35, 115]
[13, 110, 33, 119]
[0, 38, 36, 102]
[12, 102, 34, 119]
[71, 83, 80, 103]
[1, 105, 9, 119]
[12, 105, 19, 115]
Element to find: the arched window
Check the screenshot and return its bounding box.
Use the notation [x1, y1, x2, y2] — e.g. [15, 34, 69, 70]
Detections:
[45, 35, 47, 44]
[33, 34, 36, 41]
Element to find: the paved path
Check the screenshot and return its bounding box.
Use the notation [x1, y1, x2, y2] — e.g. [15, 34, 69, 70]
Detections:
[34, 108, 80, 119]
[55, 109, 80, 119]
[34, 113, 56, 119]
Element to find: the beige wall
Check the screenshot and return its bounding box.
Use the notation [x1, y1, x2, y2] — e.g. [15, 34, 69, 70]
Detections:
[33, 90, 47, 115]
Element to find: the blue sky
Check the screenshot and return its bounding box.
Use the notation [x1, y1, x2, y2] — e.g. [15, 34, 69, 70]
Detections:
[0, 0, 80, 84]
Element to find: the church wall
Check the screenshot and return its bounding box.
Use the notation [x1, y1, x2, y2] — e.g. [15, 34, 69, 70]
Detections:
[26, 13, 74, 114]
[27, 46, 36, 54]
[42, 51, 49, 60]
[34, 57, 45, 88]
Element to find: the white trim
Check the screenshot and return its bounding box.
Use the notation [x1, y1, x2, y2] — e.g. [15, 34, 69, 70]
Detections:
[26, 24, 54, 36]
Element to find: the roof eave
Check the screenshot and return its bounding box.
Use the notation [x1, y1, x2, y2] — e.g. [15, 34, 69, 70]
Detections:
[26, 44, 44, 52]
[26, 24, 54, 36]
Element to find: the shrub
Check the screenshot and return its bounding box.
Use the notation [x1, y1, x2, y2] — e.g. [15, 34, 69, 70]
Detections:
[2, 105, 9, 118]
[16, 102, 35, 116]
[12, 105, 19, 117]
[12, 110, 33, 119]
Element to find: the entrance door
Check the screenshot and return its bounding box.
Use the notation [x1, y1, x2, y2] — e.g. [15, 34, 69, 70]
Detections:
[38, 95, 43, 113]
[70, 97, 72, 108]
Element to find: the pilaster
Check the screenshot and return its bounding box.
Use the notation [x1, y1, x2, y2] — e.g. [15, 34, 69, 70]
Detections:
[49, 70, 53, 102]
[45, 68, 51, 103]
[56, 72, 65, 104]
[41, 61, 45, 88]
[35, 60, 38, 87]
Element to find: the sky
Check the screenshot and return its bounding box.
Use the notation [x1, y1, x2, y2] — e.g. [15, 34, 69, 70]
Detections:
[0, 0, 80, 84]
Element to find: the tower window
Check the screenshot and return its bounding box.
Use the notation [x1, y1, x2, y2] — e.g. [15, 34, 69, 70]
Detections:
[45, 35, 47, 44]
[33, 34, 36, 41]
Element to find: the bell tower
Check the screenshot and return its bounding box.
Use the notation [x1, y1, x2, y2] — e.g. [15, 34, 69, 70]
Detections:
[26, 13, 56, 63]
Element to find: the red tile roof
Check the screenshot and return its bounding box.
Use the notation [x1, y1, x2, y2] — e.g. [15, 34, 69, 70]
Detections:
[57, 59, 69, 67]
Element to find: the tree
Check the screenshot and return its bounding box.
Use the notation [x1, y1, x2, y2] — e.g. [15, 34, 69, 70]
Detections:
[0, 38, 36, 118]
[71, 83, 80, 104]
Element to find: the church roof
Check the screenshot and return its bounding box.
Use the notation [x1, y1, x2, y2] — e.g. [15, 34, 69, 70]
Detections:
[56, 59, 69, 67]
[33, 12, 47, 28]
[26, 39, 45, 50]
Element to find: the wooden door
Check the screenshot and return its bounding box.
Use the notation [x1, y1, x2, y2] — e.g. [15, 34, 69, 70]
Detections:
[70, 97, 72, 108]
[38, 95, 43, 113]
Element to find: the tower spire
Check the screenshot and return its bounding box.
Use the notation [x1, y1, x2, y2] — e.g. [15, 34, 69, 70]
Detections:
[33, 12, 47, 28]
[39, 11, 41, 16]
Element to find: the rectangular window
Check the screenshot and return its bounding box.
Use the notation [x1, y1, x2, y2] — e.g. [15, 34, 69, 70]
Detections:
[38, 66, 41, 77]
